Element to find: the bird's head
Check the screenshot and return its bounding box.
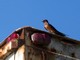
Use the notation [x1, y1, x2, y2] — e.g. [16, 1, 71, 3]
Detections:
[42, 19, 48, 23]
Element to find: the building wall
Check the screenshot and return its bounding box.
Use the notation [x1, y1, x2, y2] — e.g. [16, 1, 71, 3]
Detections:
[48, 38, 80, 60]
[5, 45, 25, 60]
[25, 31, 80, 60]
[15, 45, 25, 60]
[5, 53, 15, 60]
[1, 27, 80, 60]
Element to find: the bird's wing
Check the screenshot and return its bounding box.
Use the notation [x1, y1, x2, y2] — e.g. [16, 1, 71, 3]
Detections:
[44, 24, 56, 32]
[49, 24, 66, 36]
[49, 24, 58, 32]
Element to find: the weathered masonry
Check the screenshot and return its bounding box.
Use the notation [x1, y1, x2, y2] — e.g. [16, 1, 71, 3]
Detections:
[0, 26, 80, 60]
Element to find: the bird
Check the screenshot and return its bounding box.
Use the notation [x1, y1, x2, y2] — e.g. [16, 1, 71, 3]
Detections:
[42, 19, 66, 36]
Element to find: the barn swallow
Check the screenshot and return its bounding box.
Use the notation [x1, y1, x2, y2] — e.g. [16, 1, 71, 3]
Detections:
[42, 19, 65, 36]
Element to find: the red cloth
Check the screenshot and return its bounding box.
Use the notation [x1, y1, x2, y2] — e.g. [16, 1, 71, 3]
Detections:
[7, 33, 19, 43]
[10, 33, 19, 40]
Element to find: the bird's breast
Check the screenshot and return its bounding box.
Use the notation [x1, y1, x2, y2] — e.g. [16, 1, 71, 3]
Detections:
[45, 25, 55, 32]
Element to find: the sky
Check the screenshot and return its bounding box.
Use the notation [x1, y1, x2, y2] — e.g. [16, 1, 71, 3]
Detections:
[0, 0, 80, 42]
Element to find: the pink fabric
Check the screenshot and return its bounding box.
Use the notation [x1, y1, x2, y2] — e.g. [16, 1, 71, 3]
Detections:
[31, 33, 51, 45]
[7, 37, 11, 42]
